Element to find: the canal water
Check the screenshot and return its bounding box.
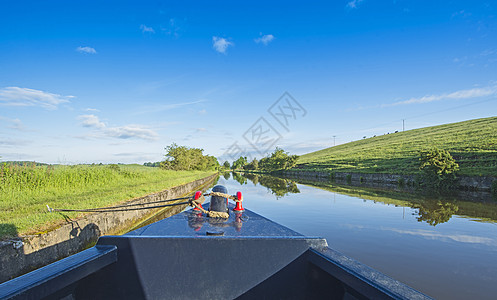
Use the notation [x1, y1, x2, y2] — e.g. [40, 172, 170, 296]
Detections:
[214, 172, 497, 300]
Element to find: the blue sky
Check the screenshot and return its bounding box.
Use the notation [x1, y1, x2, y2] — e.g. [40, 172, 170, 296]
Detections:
[1, 0, 496, 164]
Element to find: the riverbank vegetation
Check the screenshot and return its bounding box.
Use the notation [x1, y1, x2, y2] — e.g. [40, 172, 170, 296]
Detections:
[297, 116, 497, 177]
[0, 163, 215, 240]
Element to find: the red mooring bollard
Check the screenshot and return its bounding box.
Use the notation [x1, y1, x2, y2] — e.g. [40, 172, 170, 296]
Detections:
[233, 191, 244, 212]
[193, 191, 203, 211]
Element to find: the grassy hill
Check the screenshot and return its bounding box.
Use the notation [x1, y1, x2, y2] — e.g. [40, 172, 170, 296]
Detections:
[297, 116, 497, 176]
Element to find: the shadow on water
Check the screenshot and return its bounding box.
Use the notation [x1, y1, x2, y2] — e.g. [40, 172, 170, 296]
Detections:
[236, 172, 300, 199]
[238, 172, 497, 226]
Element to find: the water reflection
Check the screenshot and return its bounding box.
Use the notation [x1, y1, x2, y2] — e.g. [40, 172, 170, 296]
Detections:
[237, 172, 300, 198]
[222, 171, 231, 180]
[237, 173, 497, 226]
[221, 172, 497, 299]
[414, 201, 459, 226]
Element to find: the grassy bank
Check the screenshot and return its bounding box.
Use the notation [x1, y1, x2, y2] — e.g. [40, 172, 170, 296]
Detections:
[297, 116, 497, 176]
[0, 163, 215, 239]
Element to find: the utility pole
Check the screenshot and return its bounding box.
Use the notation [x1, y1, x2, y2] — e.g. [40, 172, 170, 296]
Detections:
[402, 119, 405, 132]
[333, 135, 336, 146]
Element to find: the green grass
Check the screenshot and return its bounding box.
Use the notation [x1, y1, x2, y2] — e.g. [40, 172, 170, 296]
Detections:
[297, 116, 497, 176]
[0, 163, 215, 239]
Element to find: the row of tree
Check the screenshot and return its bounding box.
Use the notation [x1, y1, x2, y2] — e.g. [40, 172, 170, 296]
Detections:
[142, 145, 298, 173]
[227, 148, 299, 172]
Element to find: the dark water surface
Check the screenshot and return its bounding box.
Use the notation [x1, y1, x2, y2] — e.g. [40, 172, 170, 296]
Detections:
[215, 172, 497, 300]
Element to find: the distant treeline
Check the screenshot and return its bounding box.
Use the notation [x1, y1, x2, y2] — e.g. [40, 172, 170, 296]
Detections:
[229, 148, 298, 172]
[1, 161, 48, 167]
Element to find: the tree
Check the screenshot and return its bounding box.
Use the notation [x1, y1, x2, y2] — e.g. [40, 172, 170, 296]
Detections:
[243, 158, 259, 170]
[231, 156, 248, 170]
[160, 143, 219, 171]
[259, 148, 299, 171]
[419, 148, 459, 188]
[223, 161, 231, 169]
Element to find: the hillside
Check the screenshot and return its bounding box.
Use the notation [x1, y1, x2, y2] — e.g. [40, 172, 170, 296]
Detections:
[297, 116, 497, 176]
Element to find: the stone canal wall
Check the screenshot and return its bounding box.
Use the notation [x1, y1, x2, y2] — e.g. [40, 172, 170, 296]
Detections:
[0, 173, 218, 283]
[279, 170, 496, 192]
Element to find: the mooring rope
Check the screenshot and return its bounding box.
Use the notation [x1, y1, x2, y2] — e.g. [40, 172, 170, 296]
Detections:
[47, 200, 192, 213]
[47, 191, 241, 216]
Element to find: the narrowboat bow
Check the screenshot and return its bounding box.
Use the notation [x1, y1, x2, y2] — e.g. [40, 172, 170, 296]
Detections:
[0, 185, 432, 299]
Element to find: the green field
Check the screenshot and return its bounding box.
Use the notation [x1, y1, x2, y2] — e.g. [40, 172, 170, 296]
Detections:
[0, 163, 215, 240]
[297, 116, 497, 176]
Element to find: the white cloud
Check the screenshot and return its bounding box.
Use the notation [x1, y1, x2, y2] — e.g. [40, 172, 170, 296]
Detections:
[196, 128, 207, 132]
[78, 114, 106, 129]
[385, 85, 497, 107]
[254, 34, 275, 45]
[0, 87, 73, 109]
[85, 108, 100, 112]
[140, 24, 155, 33]
[76, 46, 97, 54]
[198, 109, 207, 115]
[105, 125, 159, 140]
[212, 36, 233, 54]
[77, 114, 159, 141]
[346, 0, 364, 9]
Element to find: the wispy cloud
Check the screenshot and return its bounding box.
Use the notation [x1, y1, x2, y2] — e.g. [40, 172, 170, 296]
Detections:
[76, 46, 97, 54]
[140, 24, 155, 33]
[85, 108, 100, 112]
[346, 0, 364, 9]
[212, 36, 233, 54]
[254, 34, 275, 45]
[384, 85, 497, 107]
[198, 109, 207, 115]
[0, 116, 26, 131]
[451, 10, 471, 18]
[0, 87, 73, 110]
[0, 138, 29, 147]
[78, 114, 159, 141]
[136, 99, 206, 114]
[161, 18, 182, 37]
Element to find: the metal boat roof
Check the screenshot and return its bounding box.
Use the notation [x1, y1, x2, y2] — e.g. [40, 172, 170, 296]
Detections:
[127, 203, 306, 238]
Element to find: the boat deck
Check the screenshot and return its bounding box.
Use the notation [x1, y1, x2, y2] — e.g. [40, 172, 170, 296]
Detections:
[127, 203, 306, 238]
